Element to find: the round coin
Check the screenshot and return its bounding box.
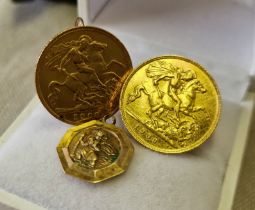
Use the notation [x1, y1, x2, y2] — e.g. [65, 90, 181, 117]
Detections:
[36, 26, 132, 125]
[120, 55, 221, 153]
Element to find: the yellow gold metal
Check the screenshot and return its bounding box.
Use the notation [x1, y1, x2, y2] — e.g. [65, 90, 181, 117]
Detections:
[36, 21, 132, 125]
[35, 18, 134, 182]
[57, 120, 134, 183]
[120, 55, 221, 153]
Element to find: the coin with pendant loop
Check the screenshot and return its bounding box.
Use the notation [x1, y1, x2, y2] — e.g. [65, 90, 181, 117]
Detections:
[36, 19, 132, 125]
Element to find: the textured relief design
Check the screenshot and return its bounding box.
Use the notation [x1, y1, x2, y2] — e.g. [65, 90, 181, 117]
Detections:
[126, 61, 210, 149]
[45, 35, 126, 123]
[57, 120, 134, 183]
[68, 127, 120, 169]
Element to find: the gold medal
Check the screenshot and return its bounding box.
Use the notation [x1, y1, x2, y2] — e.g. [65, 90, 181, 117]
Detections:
[36, 18, 132, 125]
[120, 55, 221, 153]
[57, 119, 134, 183]
[36, 18, 134, 183]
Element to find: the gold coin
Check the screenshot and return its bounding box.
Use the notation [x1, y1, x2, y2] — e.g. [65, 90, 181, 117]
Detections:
[36, 26, 132, 125]
[120, 55, 221, 153]
[57, 120, 134, 183]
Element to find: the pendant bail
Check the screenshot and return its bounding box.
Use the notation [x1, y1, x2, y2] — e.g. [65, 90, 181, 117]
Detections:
[75, 17, 85, 27]
[102, 115, 116, 125]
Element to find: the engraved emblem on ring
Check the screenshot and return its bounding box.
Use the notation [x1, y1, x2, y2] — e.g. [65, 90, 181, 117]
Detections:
[68, 127, 120, 169]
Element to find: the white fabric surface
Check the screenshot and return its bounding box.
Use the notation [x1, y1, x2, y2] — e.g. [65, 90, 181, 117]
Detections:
[86, 0, 255, 102]
[0, 99, 240, 210]
[105, 32, 249, 103]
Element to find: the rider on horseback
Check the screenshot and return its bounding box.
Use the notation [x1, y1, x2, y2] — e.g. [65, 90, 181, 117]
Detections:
[146, 62, 197, 118]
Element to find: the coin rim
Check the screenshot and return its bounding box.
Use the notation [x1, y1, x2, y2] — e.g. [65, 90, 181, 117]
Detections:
[35, 26, 132, 125]
[120, 55, 221, 153]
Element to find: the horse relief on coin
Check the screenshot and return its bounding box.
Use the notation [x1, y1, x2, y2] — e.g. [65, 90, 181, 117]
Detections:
[36, 27, 132, 124]
[120, 56, 221, 153]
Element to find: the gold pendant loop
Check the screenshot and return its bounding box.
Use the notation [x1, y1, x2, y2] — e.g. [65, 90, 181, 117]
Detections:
[75, 16, 85, 27]
[102, 115, 116, 125]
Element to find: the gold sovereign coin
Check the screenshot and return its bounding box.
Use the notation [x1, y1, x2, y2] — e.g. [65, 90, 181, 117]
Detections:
[120, 55, 221, 153]
[36, 23, 132, 125]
